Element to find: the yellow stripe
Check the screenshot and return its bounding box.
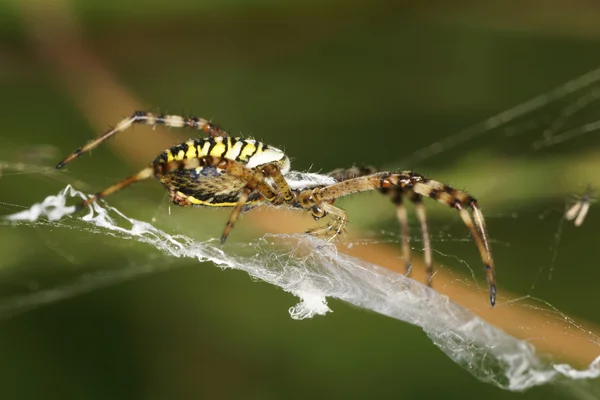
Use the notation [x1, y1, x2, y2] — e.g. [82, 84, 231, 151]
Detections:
[210, 141, 226, 157]
[238, 141, 257, 162]
[185, 141, 197, 159]
[177, 191, 260, 207]
[175, 149, 185, 160]
[166, 149, 174, 162]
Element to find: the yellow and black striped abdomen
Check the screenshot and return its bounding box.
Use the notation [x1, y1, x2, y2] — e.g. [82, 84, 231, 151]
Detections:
[153, 137, 289, 207]
[153, 137, 281, 166]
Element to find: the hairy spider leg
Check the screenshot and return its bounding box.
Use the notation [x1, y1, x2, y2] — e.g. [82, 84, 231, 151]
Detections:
[388, 191, 433, 284]
[393, 192, 412, 275]
[376, 189, 429, 282]
[219, 162, 296, 242]
[410, 193, 432, 284]
[296, 171, 496, 307]
[215, 163, 286, 243]
[261, 164, 294, 204]
[56, 111, 229, 169]
[329, 166, 433, 285]
[74, 167, 155, 211]
[397, 174, 495, 306]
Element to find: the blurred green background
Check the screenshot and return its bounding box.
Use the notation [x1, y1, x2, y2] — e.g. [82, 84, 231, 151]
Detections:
[2, 0, 600, 398]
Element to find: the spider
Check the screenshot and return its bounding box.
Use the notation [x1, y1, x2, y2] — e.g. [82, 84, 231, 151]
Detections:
[56, 111, 497, 306]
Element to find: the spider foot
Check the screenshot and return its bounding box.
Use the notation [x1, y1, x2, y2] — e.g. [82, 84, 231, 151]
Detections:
[306, 223, 345, 243]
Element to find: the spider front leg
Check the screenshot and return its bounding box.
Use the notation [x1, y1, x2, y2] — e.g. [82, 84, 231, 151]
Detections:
[305, 171, 497, 307]
[387, 173, 496, 306]
[384, 190, 433, 284]
[330, 166, 432, 284]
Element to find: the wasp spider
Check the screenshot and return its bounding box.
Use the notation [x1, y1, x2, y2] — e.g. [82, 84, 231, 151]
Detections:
[56, 111, 497, 306]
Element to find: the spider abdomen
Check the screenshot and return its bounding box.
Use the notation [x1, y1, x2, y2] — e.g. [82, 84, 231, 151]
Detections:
[151, 137, 290, 208]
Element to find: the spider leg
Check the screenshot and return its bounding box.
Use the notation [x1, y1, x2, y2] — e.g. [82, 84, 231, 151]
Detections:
[219, 162, 295, 242]
[305, 203, 348, 241]
[219, 169, 268, 244]
[261, 164, 293, 204]
[379, 189, 433, 283]
[74, 167, 155, 211]
[329, 166, 432, 283]
[398, 174, 496, 306]
[381, 189, 412, 276]
[327, 165, 378, 182]
[56, 111, 228, 169]
[221, 186, 255, 243]
[154, 157, 282, 243]
[219, 161, 299, 242]
[299, 171, 497, 306]
[410, 193, 433, 285]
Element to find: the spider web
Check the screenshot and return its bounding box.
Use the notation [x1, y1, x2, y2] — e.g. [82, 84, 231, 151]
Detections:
[2, 67, 600, 396]
[2, 183, 600, 392]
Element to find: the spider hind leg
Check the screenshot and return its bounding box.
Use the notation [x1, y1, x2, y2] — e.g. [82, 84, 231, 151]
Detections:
[56, 111, 229, 169]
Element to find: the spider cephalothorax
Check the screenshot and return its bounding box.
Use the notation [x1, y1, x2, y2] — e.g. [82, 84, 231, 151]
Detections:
[56, 111, 497, 306]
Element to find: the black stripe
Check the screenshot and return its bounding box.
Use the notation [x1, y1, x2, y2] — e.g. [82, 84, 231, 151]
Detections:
[246, 141, 259, 158]
[465, 195, 476, 205]
[409, 192, 423, 204]
[153, 151, 168, 164]
[191, 139, 201, 151]
[443, 185, 456, 194]
[390, 189, 403, 205]
[237, 141, 250, 161]
[228, 137, 239, 158]
[206, 137, 217, 155]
